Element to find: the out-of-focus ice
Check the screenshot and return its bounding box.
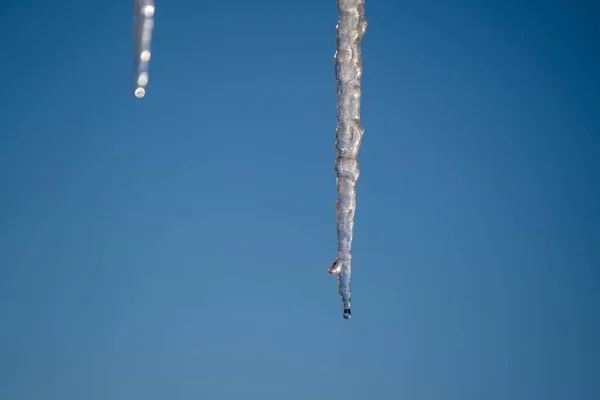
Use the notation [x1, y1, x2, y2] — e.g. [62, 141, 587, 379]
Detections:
[328, 0, 367, 319]
[133, 0, 155, 98]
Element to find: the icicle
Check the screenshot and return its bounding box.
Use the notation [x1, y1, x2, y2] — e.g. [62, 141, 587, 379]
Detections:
[133, 0, 155, 98]
[328, 0, 367, 319]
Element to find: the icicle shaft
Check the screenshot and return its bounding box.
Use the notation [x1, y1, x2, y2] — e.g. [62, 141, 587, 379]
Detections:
[328, 0, 367, 319]
[133, 0, 155, 98]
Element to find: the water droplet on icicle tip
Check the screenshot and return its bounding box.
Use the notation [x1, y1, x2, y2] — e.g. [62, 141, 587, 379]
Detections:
[343, 308, 351, 319]
[134, 87, 146, 98]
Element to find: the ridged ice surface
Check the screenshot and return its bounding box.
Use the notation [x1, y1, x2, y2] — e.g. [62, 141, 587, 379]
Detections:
[133, 0, 155, 98]
[328, 0, 367, 319]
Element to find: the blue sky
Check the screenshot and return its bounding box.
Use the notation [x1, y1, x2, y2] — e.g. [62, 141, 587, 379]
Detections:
[0, 0, 598, 398]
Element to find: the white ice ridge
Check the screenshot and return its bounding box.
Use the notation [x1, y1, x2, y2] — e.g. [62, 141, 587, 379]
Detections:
[133, 0, 155, 98]
[328, 0, 367, 320]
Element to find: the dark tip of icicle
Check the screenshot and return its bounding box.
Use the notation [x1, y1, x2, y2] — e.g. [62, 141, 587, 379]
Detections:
[343, 308, 352, 319]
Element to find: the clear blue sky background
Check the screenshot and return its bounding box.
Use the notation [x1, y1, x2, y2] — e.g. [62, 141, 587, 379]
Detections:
[1, 0, 598, 398]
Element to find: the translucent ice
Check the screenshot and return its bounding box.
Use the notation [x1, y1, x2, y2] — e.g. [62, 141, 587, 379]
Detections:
[328, 0, 367, 319]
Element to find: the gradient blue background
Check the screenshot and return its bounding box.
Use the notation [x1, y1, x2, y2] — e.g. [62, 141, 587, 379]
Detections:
[1, 0, 598, 398]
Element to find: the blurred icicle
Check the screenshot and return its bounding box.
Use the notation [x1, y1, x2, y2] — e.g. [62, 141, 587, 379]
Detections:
[133, 0, 155, 98]
[328, 0, 367, 319]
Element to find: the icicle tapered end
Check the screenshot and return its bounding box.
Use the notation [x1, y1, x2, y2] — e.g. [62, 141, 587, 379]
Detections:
[329, 258, 352, 319]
